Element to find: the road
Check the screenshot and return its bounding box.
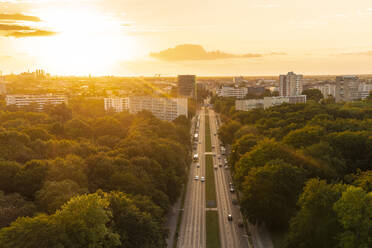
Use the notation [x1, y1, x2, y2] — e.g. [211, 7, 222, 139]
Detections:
[177, 107, 249, 248]
[209, 109, 249, 248]
[177, 108, 206, 248]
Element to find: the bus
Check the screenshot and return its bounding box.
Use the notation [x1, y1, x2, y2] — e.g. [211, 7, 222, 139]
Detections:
[193, 154, 199, 162]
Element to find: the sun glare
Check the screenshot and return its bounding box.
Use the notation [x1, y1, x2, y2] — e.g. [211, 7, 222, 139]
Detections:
[22, 8, 135, 75]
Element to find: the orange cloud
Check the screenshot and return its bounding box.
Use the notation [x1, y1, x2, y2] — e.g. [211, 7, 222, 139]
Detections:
[150, 44, 285, 61]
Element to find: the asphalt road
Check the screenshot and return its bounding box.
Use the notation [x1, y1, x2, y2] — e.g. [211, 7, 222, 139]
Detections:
[177, 108, 206, 248]
[209, 109, 249, 248]
[177, 107, 250, 248]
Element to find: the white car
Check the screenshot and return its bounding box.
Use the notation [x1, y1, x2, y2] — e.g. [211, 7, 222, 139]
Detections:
[194, 175, 199, 180]
[201, 176, 205, 182]
[196, 163, 200, 168]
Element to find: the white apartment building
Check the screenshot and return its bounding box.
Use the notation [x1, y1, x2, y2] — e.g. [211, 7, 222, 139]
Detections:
[104, 97, 129, 112]
[5, 94, 68, 110]
[216, 86, 248, 99]
[358, 83, 372, 100]
[236, 95, 306, 111]
[279, 72, 303, 96]
[104, 96, 188, 121]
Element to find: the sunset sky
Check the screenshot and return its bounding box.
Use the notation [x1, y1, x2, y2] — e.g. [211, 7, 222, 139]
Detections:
[1, 0, 372, 76]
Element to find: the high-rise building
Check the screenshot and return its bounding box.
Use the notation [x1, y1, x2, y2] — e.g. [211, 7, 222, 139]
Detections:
[335, 76, 360, 102]
[279, 72, 303, 96]
[104, 96, 188, 121]
[177, 75, 196, 98]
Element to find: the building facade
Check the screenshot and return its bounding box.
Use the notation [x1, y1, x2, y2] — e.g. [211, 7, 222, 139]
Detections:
[311, 84, 336, 98]
[279, 72, 303, 96]
[335, 76, 360, 102]
[5, 94, 68, 110]
[104, 96, 188, 121]
[104, 97, 129, 112]
[216, 86, 248, 99]
[177, 75, 196, 98]
[235, 95, 306, 111]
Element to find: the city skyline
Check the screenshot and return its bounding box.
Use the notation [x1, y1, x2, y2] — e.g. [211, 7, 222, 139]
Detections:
[1, 0, 372, 76]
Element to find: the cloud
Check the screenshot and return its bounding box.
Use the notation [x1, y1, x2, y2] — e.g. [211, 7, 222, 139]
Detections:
[150, 44, 262, 61]
[150, 44, 285, 61]
[0, 23, 32, 30]
[340, 51, 372, 56]
[0, 13, 41, 22]
[7, 29, 57, 38]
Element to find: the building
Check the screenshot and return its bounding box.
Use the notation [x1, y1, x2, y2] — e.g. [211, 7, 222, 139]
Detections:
[279, 72, 303, 96]
[104, 96, 188, 121]
[247, 86, 266, 96]
[177, 75, 196, 98]
[358, 83, 372, 100]
[216, 86, 248, 99]
[5, 94, 68, 110]
[335, 76, 360, 102]
[235, 95, 306, 111]
[235, 99, 263, 111]
[104, 97, 129, 112]
[311, 84, 336, 98]
[233, 76, 244, 86]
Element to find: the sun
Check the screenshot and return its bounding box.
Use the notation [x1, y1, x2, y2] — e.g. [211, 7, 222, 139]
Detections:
[21, 8, 136, 75]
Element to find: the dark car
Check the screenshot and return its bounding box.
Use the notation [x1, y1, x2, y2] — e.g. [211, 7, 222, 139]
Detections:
[227, 214, 233, 221]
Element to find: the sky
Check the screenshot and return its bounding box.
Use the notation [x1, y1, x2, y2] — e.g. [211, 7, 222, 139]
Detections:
[1, 0, 372, 76]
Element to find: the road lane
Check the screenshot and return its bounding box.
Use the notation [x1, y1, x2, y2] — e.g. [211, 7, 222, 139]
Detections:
[178, 108, 206, 248]
[208, 109, 249, 248]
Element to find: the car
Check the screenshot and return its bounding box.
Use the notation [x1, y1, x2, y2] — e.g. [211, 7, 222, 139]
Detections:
[238, 221, 244, 228]
[227, 214, 233, 221]
[196, 163, 200, 168]
[232, 199, 238, 205]
[214, 133, 216, 136]
[224, 165, 229, 170]
[214, 166, 218, 170]
[229, 182, 234, 187]
[194, 175, 199, 180]
[212, 145, 215, 149]
[230, 187, 235, 193]
[219, 163, 222, 167]
[201, 176, 205, 182]
[199, 141, 202, 144]
[218, 156, 221, 159]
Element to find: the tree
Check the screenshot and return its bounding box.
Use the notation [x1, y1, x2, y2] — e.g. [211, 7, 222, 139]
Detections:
[333, 186, 372, 248]
[218, 120, 242, 145]
[229, 134, 259, 168]
[0, 191, 36, 228]
[0, 193, 121, 248]
[283, 125, 324, 149]
[35, 180, 88, 214]
[102, 191, 167, 248]
[0, 160, 21, 193]
[240, 160, 307, 228]
[302, 89, 324, 102]
[284, 179, 346, 248]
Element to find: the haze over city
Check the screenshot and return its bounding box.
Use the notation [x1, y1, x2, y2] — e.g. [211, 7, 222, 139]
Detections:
[1, 0, 372, 76]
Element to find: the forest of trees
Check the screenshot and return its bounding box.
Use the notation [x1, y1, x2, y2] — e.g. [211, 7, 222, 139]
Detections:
[215, 96, 372, 248]
[0, 100, 191, 248]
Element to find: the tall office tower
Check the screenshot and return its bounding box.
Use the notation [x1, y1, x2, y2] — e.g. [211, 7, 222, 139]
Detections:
[279, 72, 303, 96]
[335, 76, 360, 102]
[177, 75, 196, 98]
